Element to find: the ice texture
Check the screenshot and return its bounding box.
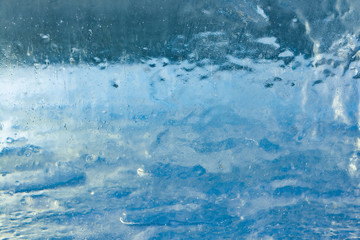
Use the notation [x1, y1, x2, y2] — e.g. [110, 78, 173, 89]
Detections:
[1, 0, 360, 239]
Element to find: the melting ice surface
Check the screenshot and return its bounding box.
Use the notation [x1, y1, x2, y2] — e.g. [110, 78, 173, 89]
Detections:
[1, 1, 360, 239]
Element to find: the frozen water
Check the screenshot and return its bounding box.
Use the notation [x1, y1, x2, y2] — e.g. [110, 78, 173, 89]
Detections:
[1, 0, 360, 239]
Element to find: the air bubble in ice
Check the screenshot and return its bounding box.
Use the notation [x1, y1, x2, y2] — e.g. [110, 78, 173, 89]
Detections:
[71, 48, 80, 53]
[6, 137, 14, 143]
[34, 63, 40, 69]
[161, 58, 169, 67]
[85, 154, 96, 163]
[93, 57, 101, 63]
[50, 43, 58, 51]
[39, 34, 50, 43]
[99, 62, 107, 70]
[24, 150, 32, 157]
[137, 168, 145, 176]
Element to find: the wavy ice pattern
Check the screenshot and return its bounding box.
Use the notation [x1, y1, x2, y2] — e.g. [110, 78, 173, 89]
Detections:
[1, 0, 360, 239]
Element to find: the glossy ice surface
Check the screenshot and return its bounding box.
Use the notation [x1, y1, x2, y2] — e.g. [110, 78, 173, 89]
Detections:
[1, 0, 360, 239]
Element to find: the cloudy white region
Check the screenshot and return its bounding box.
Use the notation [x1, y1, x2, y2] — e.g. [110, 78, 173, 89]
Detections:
[278, 50, 294, 58]
[256, 5, 268, 20]
[256, 37, 280, 49]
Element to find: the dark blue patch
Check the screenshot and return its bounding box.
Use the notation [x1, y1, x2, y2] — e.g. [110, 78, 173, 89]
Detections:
[259, 138, 280, 152]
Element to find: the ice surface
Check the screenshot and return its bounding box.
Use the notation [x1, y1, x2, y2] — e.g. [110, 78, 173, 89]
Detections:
[1, 51, 360, 238]
[1, 0, 360, 239]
